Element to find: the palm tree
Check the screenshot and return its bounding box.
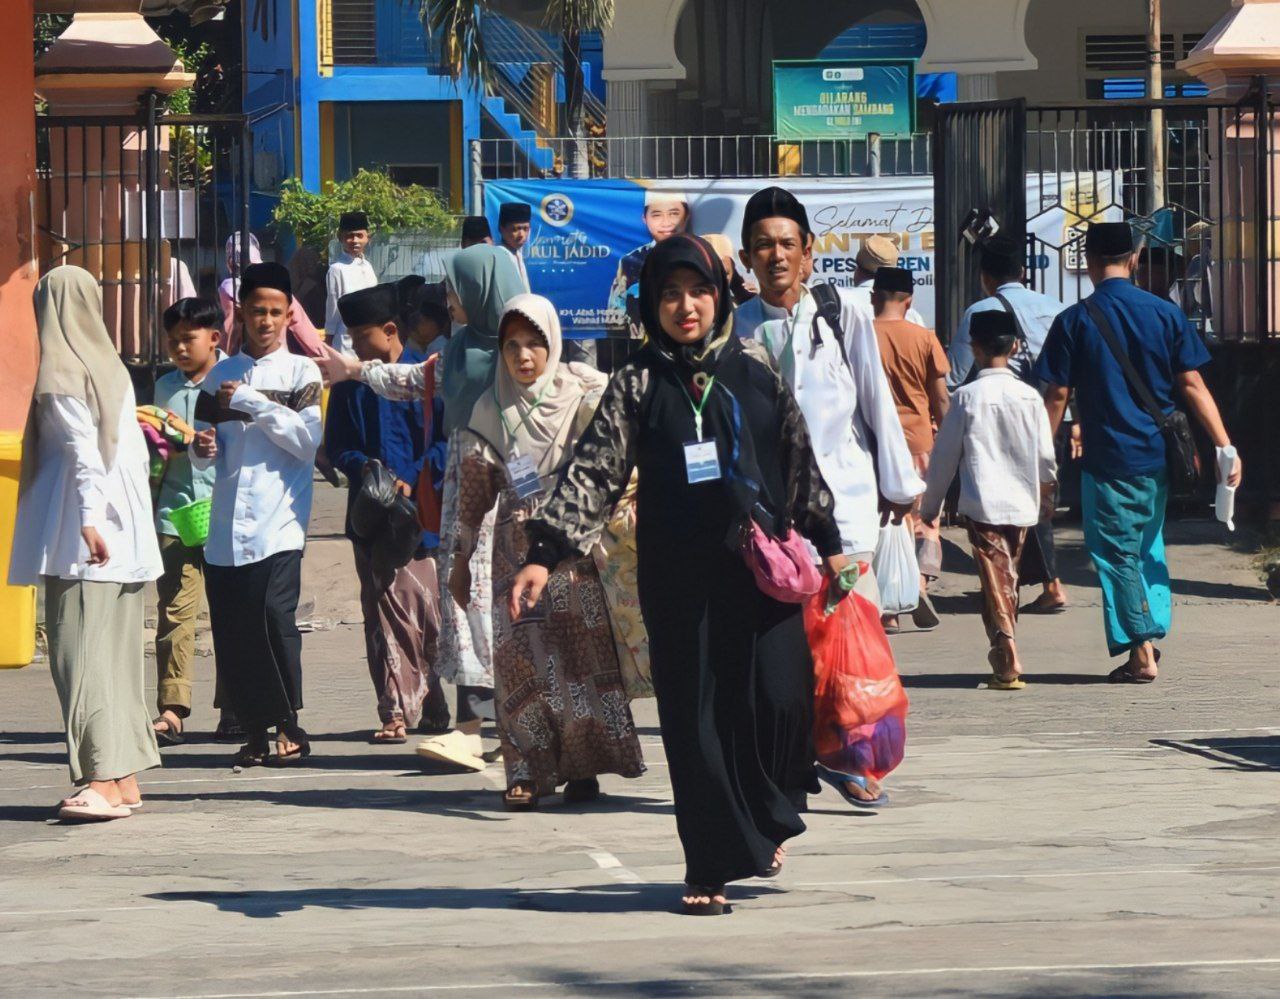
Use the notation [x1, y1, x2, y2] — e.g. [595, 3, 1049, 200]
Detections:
[420, 0, 614, 177]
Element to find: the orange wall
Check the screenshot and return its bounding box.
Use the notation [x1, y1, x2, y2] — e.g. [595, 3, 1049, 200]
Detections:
[0, 0, 38, 432]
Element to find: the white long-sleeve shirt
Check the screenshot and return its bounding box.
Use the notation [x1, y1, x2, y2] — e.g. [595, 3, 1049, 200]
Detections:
[503, 244, 531, 293]
[755, 285, 924, 555]
[324, 252, 378, 356]
[10, 383, 162, 585]
[920, 367, 1057, 528]
[191, 347, 323, 567]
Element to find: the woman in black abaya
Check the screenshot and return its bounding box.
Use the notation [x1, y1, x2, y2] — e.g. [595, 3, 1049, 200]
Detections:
[509, 234, 847, 914]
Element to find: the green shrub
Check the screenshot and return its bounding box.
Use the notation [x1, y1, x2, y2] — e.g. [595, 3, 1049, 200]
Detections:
[273, 169, 457, 260]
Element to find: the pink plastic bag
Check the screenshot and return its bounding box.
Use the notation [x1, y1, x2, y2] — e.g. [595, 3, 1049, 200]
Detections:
[739, 521, 822, 603]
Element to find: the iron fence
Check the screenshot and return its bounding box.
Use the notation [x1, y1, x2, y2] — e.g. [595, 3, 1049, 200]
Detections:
[36, 105, 252, 377]
[936, 90, 1279, 344]
[474, 132, 933, 184]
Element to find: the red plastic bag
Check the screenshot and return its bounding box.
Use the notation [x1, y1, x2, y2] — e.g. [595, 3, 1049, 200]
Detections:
[805, 577, 909, 781]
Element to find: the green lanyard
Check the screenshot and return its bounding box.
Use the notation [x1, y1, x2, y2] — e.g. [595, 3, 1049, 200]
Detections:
[679, 376, 717, 441]
[495, 379, 553, 458]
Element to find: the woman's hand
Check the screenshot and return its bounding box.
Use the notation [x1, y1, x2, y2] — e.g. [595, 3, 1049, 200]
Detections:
[823, 553, 851, 579]
[448, 561, 472, 611]
[193, 428, 217, 460]
[317, 343, 364, 387]
[81, 526, 110, 567]
[508, 564, 549, 620]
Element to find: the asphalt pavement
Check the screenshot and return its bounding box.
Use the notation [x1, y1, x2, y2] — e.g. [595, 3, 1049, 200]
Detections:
[1, 487, 1278, 997]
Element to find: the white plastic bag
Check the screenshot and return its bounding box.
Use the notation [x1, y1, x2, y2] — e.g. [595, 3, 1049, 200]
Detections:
[1215, 445, 1239, 532]
[872, 520, 920, 615]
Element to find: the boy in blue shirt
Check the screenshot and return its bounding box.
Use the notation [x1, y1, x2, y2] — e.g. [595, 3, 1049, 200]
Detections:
[325, 283, 448, 742]
[152, 298, 233, 744]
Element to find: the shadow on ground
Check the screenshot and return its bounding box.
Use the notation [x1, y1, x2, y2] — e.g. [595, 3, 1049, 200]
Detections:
[147, 882, 785, 918]
[1150, 736, 1280, 771]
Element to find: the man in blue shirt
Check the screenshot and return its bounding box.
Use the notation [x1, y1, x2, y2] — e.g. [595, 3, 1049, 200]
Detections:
[326, 283, 449, 742]
[1035, 222, 1241, 683]
[951, 236, 1070, 614]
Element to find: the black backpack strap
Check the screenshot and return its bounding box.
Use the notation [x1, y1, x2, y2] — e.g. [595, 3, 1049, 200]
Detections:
[809, 282, 851, 367]
[1083, 297, 1167, 426]
[993, 291, 1032, 358]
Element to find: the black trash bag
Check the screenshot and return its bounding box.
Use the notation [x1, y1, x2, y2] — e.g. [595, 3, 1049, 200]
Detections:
[350, 459, 421, 571]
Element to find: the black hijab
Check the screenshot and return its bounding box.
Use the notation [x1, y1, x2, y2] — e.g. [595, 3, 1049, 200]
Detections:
[637, 233, 768, 528]
[639, 234, 736, 378]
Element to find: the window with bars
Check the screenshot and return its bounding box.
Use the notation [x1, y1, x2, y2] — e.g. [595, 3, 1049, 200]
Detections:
[1083, 31, 1211, 100]
[331, 0, 377, 66]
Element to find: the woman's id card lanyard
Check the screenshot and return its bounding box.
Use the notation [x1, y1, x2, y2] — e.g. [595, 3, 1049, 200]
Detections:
[681, 375, 721, 484]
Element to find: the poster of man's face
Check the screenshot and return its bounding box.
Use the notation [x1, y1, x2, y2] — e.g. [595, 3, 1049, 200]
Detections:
[644, 197, 689, 242]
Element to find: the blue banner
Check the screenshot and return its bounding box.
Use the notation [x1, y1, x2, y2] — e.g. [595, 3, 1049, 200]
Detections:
[485, 179, 647, 339]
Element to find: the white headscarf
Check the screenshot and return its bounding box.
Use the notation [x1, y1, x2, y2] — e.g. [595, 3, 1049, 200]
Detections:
[21, 266, 131, 491]
[219, 231, 263, 302]
[466, 293, 606, 474]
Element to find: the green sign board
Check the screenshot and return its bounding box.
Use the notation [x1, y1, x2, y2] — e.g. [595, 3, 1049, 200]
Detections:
[773, 60, 916, 140]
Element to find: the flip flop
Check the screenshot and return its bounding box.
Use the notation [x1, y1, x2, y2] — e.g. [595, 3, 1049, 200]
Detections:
[1107, 664, 1155, 684]
[816, 764, 889, 807]
[152, 711, 185, 746]
[986, 674, 1028, 690]
[56, 787, 131, 822]
[1021, 595, 1068, 615]
[416, 730, 486, 772]
[370, 727, 408, 745]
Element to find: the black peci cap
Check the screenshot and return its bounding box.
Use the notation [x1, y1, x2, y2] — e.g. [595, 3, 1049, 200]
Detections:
[498, 202, 532, 226]
[238, 261, 292, 302]
[872, 266, 914, 294]
[741, 185, 811, 247]
[1084, 221, 1135, 257]
[338, 282, 399, 329]
[339, 210, 370, 233]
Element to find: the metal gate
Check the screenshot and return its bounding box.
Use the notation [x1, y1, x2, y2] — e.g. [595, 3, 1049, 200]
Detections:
[934, 99, 1026, 345]
[36, 103, 252, 380]
[933, 86, 1278, 345]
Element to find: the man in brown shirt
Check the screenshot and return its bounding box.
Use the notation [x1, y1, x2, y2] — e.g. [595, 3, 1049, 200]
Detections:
[872, 267, 950, 633]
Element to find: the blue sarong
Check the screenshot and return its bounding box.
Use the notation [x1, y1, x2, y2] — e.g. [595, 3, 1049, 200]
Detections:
[1081, 470, 1171, 657]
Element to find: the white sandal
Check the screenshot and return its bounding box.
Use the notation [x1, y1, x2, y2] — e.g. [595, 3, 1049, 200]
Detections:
[56, 788, 131, 822]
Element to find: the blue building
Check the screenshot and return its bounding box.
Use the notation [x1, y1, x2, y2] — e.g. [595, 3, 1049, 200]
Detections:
[243, 0, 603, 222]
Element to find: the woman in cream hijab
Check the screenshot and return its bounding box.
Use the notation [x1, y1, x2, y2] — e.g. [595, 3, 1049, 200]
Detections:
[10, 266, 163, 822]
[448, 293, 644, 810]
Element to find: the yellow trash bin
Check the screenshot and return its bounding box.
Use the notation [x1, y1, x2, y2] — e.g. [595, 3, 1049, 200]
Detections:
[0, 431, 36, 668]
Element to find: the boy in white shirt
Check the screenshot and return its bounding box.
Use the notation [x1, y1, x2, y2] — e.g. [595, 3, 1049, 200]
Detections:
[324, 210, 377, 356]
[920, 312, 1057, 690]
[192, 262, 323, 765]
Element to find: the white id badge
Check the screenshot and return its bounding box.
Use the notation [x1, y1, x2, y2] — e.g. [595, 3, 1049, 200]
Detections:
[683, 439, 721, 484]
[506, 453, 544, 500]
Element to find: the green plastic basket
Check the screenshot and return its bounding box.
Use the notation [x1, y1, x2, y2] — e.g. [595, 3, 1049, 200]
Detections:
[167, 497, 211, 547]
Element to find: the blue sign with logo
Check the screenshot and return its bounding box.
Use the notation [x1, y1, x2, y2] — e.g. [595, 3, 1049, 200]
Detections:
[486, 180, 649, 339]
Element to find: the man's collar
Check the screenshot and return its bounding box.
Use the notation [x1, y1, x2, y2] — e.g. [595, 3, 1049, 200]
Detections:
[976, 367, 1014, 379]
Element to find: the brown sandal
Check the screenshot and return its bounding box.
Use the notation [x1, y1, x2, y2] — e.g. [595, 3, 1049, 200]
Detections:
[502, 783, 539, 811]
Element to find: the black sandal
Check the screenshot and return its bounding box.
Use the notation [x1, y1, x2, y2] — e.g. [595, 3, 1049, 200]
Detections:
[232, 734, 271, 769]
[271, 724, 312, 766]
[562, 778, 600, 804]
[681, 885, 729, 916]
[152, 710, 185, 747]
[1108, 647, 1161, 684]
[214, 716, 244, 743]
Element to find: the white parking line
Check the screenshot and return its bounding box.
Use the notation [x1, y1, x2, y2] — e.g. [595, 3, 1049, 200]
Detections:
[129, 956, 1280, 998]
[587, 850, 644, 884]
